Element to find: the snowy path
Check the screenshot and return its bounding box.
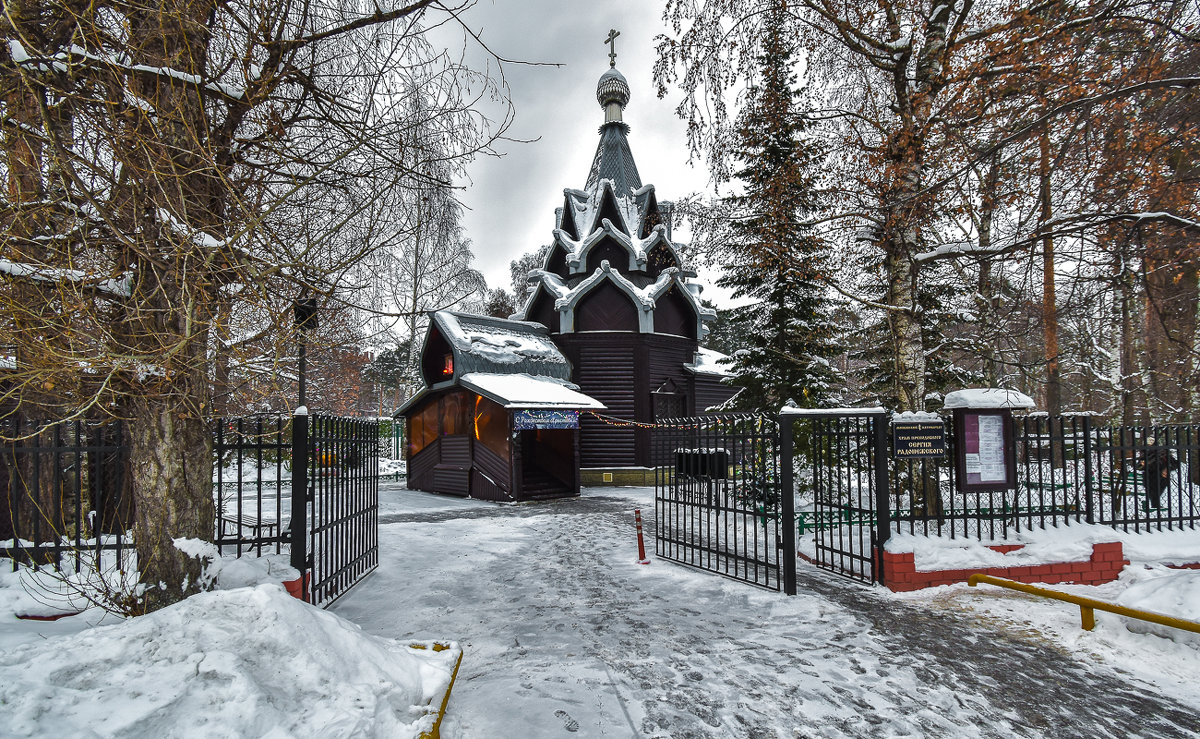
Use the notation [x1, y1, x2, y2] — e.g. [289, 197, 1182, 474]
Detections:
[333, 485, 1199, 738]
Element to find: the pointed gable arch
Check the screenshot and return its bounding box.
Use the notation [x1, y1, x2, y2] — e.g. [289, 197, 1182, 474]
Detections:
[526, 284, 560, 333]
[646, 239, 680, 278]
[559, 197, 579, 240]
[653, 284, 698, 339]
[420, 323, 455, 386]
[575, 277, 639, 332]
[640, 190, 663, 239]
[590, 184, 629, 236]
[585, 236, 632, 274]
[544, 242, 570, 279]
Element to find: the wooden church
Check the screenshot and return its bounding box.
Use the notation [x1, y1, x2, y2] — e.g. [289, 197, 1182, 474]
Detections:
[401, 54, 736, 500]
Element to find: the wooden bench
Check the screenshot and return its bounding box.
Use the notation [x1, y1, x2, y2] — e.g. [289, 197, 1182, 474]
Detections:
[220, 514, 280, 545]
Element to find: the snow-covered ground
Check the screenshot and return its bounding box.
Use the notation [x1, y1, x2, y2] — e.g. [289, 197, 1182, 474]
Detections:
[338, 483, 1200, 737]
[1, 482, 1198, 737]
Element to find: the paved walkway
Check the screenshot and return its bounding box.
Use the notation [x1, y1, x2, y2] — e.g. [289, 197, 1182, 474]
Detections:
[342, 488, 1197, 738]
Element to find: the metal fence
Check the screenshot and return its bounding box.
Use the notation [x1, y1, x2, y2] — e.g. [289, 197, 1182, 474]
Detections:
[795, 411, 889, 584]
[889, 417, 1200, 540]
[214, 416, 291, 556]
[304, 414, 379, 605]
[1, 417, 131, 571]
[652, 414, 795, 594]
[5, 413, 379, 608]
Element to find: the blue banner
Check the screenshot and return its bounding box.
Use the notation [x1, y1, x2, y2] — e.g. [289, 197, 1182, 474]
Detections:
[513, 410, 579, 430]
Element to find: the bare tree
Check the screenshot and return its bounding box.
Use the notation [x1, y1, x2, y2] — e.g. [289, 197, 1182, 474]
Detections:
[1, 0, 510, 611]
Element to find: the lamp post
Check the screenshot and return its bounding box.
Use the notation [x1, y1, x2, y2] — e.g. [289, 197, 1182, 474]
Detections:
[290, 296, 318, 587]
[293, 297, 318, 407]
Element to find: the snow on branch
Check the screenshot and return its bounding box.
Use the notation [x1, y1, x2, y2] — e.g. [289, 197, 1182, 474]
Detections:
[8, 41, 245, 101]
[0, 258, 132, 298]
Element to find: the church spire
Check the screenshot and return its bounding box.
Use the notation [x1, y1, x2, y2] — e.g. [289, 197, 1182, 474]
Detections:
[587, 31, 640, 193]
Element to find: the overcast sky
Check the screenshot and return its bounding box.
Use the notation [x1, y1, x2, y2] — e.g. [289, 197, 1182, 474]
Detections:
[440, 1, 721, 301]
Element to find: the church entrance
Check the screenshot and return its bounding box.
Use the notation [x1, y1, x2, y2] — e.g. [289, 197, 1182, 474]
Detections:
[520, 429, 575, 498]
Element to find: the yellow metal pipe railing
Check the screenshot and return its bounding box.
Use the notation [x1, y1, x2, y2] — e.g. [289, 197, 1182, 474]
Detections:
[967, 574, 1200, 634]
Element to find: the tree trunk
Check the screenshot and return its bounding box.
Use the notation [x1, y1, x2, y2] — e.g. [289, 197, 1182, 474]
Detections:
[1142, 232, 1198, 423]
[1039, 128, 1061, 417]
[1113, 229, 1144, 427]
[976, 154, 1001, 387]
[129, 376, 214, 613]
[120, 0, 221, 612]
[884, 241, 926, 412]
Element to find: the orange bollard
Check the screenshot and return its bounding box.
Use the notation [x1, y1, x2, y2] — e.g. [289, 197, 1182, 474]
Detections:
[635, 509, 650, 564]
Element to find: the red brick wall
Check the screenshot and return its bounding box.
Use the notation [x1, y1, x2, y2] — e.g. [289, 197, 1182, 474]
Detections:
[879, 541, 1129, 592]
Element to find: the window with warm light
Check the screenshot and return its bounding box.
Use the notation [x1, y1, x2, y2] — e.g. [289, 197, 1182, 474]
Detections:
[442, 354, 453, 376]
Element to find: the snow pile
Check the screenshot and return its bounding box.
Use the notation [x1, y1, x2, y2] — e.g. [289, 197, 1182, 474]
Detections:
[0, 546, 136, 620]
[438, 311, 564, 366]
[883, 524, 1200, 572]
[892, 410, 941, 423]
[379, 457, 407, 476]
[942, 387, 1036, 410]
[460, 372, 605, 409]
[1114, 567, 1200, 643]
[0, 585, 459, 738]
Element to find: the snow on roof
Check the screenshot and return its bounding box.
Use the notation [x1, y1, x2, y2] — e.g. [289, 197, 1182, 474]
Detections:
[779, 406, 888, 416]
[685, 348, 734, 377]
[892, 411, 942, 423]
[437, 311, 566, 367]
[942, 388, 1036, 410]
[559, 180, 656, 259]
[459, 373, 606, 410]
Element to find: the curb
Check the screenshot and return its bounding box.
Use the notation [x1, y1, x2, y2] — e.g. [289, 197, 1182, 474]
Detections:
[416, 643, 464, 739]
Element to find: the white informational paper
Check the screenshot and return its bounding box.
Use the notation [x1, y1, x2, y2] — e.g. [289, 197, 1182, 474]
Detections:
[976, 415, 1006, 482]
[965, 453, 981, 475]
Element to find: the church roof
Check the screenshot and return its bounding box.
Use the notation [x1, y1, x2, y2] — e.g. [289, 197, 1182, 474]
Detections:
[585, 122, 642, 194]
[459, 373, 606, 410]
[432, 310, 569, 380]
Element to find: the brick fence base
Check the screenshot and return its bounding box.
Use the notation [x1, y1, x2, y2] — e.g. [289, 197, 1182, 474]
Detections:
[878, 542, 1129, 592]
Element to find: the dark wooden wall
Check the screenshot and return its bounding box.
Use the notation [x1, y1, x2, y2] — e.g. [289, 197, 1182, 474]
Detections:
[558, 332, 699, 468]
[528, 287, 560, 333]
[652, 287, 697, 339]
[575, 281, 638, 332]
[586, 238, 629, 273]
[692, 374, 738, 414]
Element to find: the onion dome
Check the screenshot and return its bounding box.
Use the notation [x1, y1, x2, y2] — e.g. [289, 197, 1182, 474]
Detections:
[596, 67, 630, 110]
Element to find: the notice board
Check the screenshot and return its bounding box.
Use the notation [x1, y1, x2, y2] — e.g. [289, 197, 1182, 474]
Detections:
[953, 409, 1016, 492]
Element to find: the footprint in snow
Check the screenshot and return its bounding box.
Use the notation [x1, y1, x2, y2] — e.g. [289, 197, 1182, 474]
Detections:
[553, 709, 579, 732]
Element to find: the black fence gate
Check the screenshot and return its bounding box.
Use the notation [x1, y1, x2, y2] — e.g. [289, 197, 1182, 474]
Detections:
[653, 414, 796, 594]
[214, 411, 379, 606]
[1, 417, 131, 570]
[299, 413, 379, 605]
[787, 410, 890, 584]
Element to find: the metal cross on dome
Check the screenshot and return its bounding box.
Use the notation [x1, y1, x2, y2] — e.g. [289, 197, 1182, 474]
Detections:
[605, 28, 620, 67]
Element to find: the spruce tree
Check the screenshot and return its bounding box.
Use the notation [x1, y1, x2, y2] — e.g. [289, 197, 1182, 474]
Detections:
[718, 4, 840, 410]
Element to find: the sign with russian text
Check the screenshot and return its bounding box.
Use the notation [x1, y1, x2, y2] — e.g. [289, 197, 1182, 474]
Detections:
[892, 421, 946, 458]
[953, 409, 1017, 492]
[513, 410, 579, 430]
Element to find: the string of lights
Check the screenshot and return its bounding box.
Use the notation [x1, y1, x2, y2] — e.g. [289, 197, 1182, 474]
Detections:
[584, 411, 701, 430]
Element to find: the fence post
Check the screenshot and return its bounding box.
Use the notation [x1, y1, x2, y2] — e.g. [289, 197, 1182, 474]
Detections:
[290, 406, 309, 593]
[1082, 415, 1094, 525]
[872, 413, 891, 585]
[779, 415, 797, 596]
